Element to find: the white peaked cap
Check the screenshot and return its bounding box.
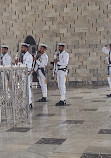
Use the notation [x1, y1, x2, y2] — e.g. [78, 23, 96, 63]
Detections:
[21, 43, 30, 47]
[58, 43, 65, 46]
[1, 45, 9, 49]
[40, 44, 48, 48]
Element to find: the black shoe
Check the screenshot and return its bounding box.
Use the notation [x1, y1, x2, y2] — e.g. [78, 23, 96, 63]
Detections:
[29, 103, 33, 109]
[107, 94, 111, 98]
[38, 97, 47, 102]
[55, 100, 66, 106]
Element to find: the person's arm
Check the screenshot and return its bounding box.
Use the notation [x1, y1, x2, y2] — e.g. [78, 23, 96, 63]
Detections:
[34, 63, 38, 72]
[8, 56, 11, 65]
[102, 46, 109, 55]
[25, 56, 33, 70]
[36, 56, 48, 67]
[20, 55, 33, 71]
[4, 56, 11, 65]
[57, 53, 69, 66]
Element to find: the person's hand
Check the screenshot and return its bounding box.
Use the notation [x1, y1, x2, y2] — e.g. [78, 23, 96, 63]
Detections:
[15, 58, 18, 65]
[33, 57, 37, 61]
[32, 69, 35, 73]
[54, 59, 57, 64]
[31, 69, 35, 75]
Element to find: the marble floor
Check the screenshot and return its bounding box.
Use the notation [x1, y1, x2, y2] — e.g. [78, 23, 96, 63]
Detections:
[1, 86, 111, 158]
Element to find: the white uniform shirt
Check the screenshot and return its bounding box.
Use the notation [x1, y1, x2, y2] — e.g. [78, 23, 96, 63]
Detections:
[35, 53, 48, 71]
[2, 53, 11, 66]
[102, 46, 110, 55]
[57, 50, 69, 69]
[102, 46, 111, 65]
[23, 51, 33, 71]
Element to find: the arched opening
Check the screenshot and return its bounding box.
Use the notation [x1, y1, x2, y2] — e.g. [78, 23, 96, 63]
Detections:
[24, 35, 38, 84]
[24, 35, 36, 45]
[24, 35, 37, 56]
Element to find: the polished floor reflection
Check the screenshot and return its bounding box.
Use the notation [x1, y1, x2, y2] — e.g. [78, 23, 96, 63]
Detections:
[0, 86, 111, 158]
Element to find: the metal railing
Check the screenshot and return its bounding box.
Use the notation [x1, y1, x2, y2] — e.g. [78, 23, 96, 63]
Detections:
[0, 65, 29, 125]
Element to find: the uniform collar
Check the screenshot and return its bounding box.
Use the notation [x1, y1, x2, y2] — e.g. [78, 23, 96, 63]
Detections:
[59, 50, 65, 54]
[3, 52, 8, 57]
[41, 52, 46, 56]
[24, 51, 29, 56]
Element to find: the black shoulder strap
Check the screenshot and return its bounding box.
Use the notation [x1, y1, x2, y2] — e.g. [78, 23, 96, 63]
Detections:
[109, 52, 111, 64]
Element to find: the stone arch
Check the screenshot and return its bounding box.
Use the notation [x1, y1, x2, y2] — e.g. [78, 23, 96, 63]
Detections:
[24, 35, 36, 45]
[24, 35, 38, 83]
[24, 35, 37, 55]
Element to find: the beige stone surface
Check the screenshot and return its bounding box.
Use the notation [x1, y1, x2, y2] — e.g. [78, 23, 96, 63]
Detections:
[0, 0, 110, 82]
[0, 86, 111, 157]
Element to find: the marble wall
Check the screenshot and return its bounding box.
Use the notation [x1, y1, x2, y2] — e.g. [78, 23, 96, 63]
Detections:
[0, 0, 110, 83]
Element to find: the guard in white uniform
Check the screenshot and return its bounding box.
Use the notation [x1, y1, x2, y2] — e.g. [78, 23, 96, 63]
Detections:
[54, 43, 69, 106]
[17, 43, 33, 108]
[1, 45, 11, 90]
[102, 43, 111, 97]
[34, 44, 48, 102]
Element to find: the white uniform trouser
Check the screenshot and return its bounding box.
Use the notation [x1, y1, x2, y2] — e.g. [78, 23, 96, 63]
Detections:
[28, 74, 32, 104]
[1, 71, 10, 99]
[1, 72, 5, 90]
[57, 70, 66, 101]
[1, 72, 8, 91]
[108, 67, 111, 90]
[38, 69, 47, 98]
